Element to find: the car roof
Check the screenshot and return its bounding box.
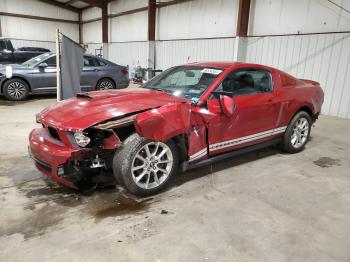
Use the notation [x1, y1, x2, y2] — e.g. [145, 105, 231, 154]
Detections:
[182, 61, 277, 72]
[183, 61, 242, 69]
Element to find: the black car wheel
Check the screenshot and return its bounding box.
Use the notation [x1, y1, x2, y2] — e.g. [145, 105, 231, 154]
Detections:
[113, 133, 178, 196]
[96, 78, 115, 90]
[282, 111, 312, 153]
[3, 78, 29, 101]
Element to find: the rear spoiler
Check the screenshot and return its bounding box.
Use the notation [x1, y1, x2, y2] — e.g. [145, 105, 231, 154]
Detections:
[299, 79, 320, 86]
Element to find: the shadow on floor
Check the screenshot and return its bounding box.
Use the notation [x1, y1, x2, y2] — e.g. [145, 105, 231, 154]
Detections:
[0, 94, 56, 106]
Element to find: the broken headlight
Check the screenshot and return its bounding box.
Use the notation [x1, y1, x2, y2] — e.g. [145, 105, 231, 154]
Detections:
[74, 131, 90, 147]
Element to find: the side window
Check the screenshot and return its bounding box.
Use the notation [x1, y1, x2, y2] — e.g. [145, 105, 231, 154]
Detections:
[95, 58, 107, 66]
[216, 69, 273, 96]
[44, 56, 57, 67]
[83, 57, 96, 67]
[0, 41, 7, 50]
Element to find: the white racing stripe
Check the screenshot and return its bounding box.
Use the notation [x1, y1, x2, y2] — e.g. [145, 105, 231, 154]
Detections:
[189, 148, 207, 162]
[188, 126, 287, 161]
[209, 126, 287, 152]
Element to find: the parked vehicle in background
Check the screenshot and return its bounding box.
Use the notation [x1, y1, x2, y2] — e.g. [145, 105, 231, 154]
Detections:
[0, 52, 129, 100]
[0, 38, 50, 65]
[29, 62, 324, 196]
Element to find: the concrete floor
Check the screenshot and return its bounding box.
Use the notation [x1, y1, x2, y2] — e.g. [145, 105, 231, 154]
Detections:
[0, 95, 350, 262]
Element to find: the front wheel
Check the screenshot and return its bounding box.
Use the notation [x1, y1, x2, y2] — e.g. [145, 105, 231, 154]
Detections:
[282, 111, 312, 153]
[113, 133, 178, 196]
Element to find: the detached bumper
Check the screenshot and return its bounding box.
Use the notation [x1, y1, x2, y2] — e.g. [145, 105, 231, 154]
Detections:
[28, 128, 85, 189]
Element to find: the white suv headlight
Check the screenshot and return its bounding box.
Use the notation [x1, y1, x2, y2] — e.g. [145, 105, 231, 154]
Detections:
[74, 131, 90, 147]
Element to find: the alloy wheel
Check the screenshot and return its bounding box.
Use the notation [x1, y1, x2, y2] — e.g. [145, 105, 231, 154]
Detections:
[131, 142, 173, 189]
[7, 82, 27, 100]
[291, 117, 309, 148]
[98, 80, 114, 90]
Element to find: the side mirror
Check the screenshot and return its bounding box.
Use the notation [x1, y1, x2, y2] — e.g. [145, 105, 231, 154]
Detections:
[220, 95, 235, 117]
[38, 63, 48, 69]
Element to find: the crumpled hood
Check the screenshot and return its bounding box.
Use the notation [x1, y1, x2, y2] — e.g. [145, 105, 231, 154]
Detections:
[38, 88, 189, 131]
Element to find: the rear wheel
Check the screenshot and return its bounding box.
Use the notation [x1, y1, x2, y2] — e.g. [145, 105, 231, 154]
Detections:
[113, 133, 178, 196]
[96, 78, 115, 90]
[3, 78, 29, 101]
[282, 111, 312, 153]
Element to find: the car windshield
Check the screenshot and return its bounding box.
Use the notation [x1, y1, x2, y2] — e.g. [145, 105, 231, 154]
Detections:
[22, 53, 52, 66]
[143, 66, 223, 102]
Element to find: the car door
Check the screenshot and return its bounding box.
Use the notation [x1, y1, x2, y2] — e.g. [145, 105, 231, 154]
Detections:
[206, 68, 283, 156]
[80, 56, 100, 91]
[29, 55, 57, 93]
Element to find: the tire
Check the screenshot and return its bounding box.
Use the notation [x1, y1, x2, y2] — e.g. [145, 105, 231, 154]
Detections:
[96, 78, 115, 90]
[113, 133, 178, 196]
[282, 111, 312, 153]
[3, 78, 29, 101]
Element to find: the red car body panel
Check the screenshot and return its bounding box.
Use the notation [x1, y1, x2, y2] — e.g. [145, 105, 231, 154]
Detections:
[29, 128, 79, 188]
[135, 103, 191, 141]
[29, 62, 324, 188]
[38, 88, 188, 131]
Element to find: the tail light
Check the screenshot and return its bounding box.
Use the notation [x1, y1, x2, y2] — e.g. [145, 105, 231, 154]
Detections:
[121, 67, 128, 76]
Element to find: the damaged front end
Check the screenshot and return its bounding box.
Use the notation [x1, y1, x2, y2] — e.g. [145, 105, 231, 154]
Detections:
[29, 100, 201, 190]
[29, 113, 137, 189]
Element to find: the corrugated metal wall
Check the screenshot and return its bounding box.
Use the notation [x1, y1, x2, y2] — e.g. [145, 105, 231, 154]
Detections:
[84, 43, 103, 56]
[157, 0, 238, 40]
[109, 41, 149, 68]
[245, 33, 350, 118]
[0, 0, 79, 42]
[155, 38, 236, 69]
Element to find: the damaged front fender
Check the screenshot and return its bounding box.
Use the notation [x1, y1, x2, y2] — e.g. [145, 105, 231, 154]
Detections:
[135, 103, 191, 141]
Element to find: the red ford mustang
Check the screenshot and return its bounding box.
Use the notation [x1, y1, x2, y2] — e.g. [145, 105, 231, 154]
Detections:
[29, 62, 324, 196]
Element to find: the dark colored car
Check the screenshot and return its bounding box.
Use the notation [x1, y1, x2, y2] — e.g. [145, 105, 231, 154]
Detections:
[0, 38, 50, 65]
[29, 62, 324, 196]
[0, 53, 129, 100]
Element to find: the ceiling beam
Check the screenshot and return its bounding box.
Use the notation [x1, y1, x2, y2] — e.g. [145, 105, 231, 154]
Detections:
[65, 0, 80, 6]
[0, 11, 79, 24]
[157, 0, 193, 8]
[78, 0, 105, 8]
[37, 0, 80, 12]
[236, 0, 251, 37]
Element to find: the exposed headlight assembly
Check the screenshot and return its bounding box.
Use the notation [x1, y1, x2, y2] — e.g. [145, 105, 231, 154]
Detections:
[74, 131, 90, 147]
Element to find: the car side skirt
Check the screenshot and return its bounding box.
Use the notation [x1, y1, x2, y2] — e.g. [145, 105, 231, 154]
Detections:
[183, 138, 281, 171]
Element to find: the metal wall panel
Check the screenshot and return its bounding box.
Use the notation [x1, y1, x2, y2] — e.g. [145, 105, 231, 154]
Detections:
[109, 11, 148, 42]
[82, 21, 102, 43]
[249, 0, 350, 35]
[84, 43, 103, 56]
[246, 33, 350, 118]
[0, 0, 79, 42]
[0, 16, 79, 42]
[82, 7, 101, 21]
[157, 0, 238, 40]
[108, 41, 149, 67]
[155, 38, 236, 70]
